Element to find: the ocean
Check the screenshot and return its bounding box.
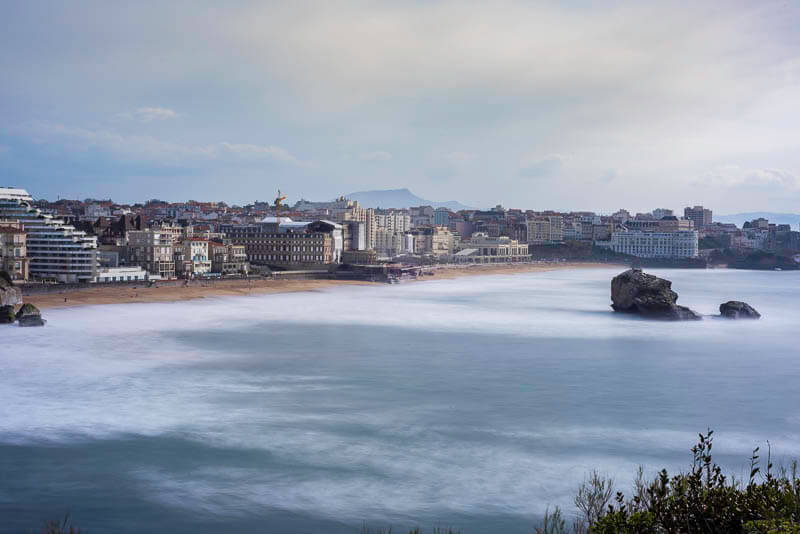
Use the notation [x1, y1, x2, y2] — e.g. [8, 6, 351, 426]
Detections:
[1, 267, 798, 533]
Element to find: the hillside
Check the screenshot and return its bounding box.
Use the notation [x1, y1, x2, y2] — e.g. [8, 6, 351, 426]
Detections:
[715, 212, 800, 227]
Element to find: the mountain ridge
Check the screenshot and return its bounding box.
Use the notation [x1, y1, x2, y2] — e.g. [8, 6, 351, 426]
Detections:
[345, 188, 474, 210]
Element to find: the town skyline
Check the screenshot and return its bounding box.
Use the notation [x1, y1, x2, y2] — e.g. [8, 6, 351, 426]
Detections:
[8, 184, 799, 219]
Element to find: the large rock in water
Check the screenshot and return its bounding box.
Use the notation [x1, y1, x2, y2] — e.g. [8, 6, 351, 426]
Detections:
[611, 268, 701, 321]
[719, 301, 761, 319]
[15, 303, 46, 327]
[0, 305, 15, 324]
[0, 270, 22, 307]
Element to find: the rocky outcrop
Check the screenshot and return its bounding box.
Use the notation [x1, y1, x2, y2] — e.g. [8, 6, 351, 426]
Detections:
[15, 303, 45, 327]
[0, 270, 22, 307]
[611, 268, 701, 321]
[0, 305, 15, 324]
[719, 301, 761, 319]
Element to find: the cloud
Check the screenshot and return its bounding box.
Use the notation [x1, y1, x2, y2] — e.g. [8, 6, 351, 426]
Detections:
[2, 2, 800, 208]
[520, 155, 564, 178]
[19, 122, 307, 167]
[220, 142, 306, 166]
[360, 151, 392, 162]
[699, 165, 799, 191]
[118, 107, 178, 122]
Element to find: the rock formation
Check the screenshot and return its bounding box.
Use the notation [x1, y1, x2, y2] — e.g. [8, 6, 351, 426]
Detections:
[611, 268, 701, 321]
[15, 303, 46, 327]
[0, 270, 22, 307]
[719, 301, 761, 319]
[0, 305, 15, 324]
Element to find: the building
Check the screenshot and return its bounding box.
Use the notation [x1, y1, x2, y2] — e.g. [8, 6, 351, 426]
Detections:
[454, 233, 529, 263]
[221, 219, 343, 268]
[95, 265, 150, 283]
[623, 216, 694, 233]
[652, 208, 674, 220]
[610, 230, 699, 258]
[210, 242, 249, 275]
[527, 216, 564, 244]
[0, 220, 29, 280]
[176, 239, 212, 277]
[413, 226, 454, 256]
[127, 229, 176, 279]
[434, 208, 451, 226]
[684, 205, 712, 229]
[0, 187, 99, 283]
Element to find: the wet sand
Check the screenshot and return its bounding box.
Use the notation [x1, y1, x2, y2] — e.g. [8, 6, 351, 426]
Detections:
[27, 262, 618, 309]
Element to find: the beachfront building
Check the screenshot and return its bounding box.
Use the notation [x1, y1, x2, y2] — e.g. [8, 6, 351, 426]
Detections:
[0, 220, 29, 280]
[454, 233, 529, 263]
[176, 239, 212, 277]
[0, 187, 99, 283]
[95, 266, 150, 283]
[610, 230, 699, 258]
[221, 219, 343, 269]
[210, 242, 249, 275]
[126, 229, 176, 279]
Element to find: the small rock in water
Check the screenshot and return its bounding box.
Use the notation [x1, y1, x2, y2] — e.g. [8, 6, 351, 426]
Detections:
[719, 301, 761, 319]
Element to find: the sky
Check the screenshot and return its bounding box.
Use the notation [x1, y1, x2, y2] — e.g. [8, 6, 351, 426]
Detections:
[1, 1, 799, 213]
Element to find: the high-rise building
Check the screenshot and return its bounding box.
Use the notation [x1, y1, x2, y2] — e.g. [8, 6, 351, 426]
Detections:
[684, 206, 712, 229]
[0, 187, 99, 283]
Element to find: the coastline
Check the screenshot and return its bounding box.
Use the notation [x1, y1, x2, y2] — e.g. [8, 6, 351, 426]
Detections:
[26, 262, 619, 310]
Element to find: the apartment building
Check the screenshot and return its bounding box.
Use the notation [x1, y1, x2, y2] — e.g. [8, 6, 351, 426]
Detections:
[210, 242, 249, 275]
[610, 230, 699, 258]
[527, 216, 564, 244]
[0, 220, 29, 280]
[413, 226, 454, 256]
[684, 206, 712, 229]
[0, 187, 99, 283]
[176, 239, 212, 277]
[126, 229, 176, 279]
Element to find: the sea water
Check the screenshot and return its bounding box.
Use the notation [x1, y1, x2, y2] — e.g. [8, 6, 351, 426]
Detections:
[1, 268, 798, 533]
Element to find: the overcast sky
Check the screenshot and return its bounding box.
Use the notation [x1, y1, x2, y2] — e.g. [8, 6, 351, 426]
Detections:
[1, 1, 798, 213]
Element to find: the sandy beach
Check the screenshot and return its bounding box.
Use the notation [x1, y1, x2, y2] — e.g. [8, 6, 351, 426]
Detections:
[26, 262, 618, 310]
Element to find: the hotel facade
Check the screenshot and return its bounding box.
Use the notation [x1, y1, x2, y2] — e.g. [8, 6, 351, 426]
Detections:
[0, 187, 99, 282]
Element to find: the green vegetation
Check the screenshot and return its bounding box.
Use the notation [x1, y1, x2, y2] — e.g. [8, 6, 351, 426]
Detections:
[577, 431, 799, 533]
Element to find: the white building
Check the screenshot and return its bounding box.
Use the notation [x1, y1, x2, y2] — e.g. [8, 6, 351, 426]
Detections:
[0, 187, 100, 283]
[95, 266, 151, 283]
[455, 233, 529, 263]
[611, 230, 699, 258]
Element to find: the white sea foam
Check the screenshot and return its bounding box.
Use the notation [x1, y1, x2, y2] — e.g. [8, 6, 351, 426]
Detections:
[1, 268, 798, 526]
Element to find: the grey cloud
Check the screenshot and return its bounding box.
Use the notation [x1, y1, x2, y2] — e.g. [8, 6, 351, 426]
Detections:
[520, 155, 564, 178]
[117, 107, 178, 122]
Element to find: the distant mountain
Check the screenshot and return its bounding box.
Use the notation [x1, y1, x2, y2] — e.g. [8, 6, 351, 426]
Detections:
[715, 212, 800, 228]
[346, 188, 474, 210]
